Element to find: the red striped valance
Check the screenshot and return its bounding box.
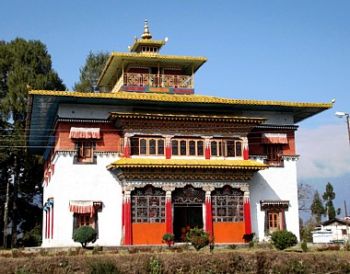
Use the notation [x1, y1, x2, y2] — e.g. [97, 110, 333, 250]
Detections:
[261, 133, 288, 144]
[69, 127, 101, 139]
[69, 201, 96, 217]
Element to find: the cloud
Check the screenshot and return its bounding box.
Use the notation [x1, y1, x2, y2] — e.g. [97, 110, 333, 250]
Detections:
[297, 124, 350, 179]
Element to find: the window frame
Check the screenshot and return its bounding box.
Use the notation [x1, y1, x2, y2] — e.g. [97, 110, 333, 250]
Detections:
[171, 138, 205, 157]
[211, 187, 244, 223]
[131, 186, 166, 223]
[210, 139, 243, 158]
[265, 144, 284, 167]
[74, 140, 96, 164]
[130, 137, 165, 156]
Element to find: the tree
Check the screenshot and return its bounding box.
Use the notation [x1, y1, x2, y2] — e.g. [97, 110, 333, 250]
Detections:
[310, 191, 324, 224]
[322, 182, 339, 220]
[73, 51, 109, 92]
[73, 226, 97, 248]
[298, 183, 314, 212]
[0, 38, 65, 247]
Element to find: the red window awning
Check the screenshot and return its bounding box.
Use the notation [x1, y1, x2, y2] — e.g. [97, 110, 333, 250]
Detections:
[69, 200, 100, 217]
[69, 127, 101, 139]
[261, 133, 288, 144]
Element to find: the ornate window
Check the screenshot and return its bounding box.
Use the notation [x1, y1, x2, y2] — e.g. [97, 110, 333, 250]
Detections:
[130, 137, 165, 156]
[71, 201, 102, 237]
[132, 185, 165, 223]
[74, 141, 96, 164]
[260, 200, 289, 234]
[210, 139, 243, 157]
[172, 138, 205, 156]
[212, 186, 244, 222]
[172, 185, 205, 205]
[265, 145, 284, 167]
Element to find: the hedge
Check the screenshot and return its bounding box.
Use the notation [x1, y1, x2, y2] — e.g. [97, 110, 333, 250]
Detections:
[1, 250, 350, 274]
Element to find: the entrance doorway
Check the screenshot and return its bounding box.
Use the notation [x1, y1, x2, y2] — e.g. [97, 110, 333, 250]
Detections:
[173, 205, 203, 242]
[172, 185, 205, 242]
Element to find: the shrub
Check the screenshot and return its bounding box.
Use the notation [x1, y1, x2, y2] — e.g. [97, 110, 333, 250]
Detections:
[148, 257, 162, 274]
[22, 225, 42, 247]
[345, 241, 350, 251]
[270, 230, 298, 250]
[89, 261, 119, 274]
[73, 226, 97, 248]
[186, 227, 209, 251]
[162, 233, 174, 247]
[243, 233, 255, 243]
[301, 240, 308, 252]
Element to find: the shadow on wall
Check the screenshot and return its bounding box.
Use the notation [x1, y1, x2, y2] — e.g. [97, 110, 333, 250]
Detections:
[249, 172, 281, 237]
[250, 172, 281, 201]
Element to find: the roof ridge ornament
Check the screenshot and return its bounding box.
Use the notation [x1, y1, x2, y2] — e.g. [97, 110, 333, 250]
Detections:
[141, 19, 152, 40]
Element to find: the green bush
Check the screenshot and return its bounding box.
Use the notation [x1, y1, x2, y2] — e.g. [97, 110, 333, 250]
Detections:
[301, 240, 308, 252]
[22, 224, 42, 247]
[186, 227, 209, 251]
[162, 233, 174, 247]
[148, 257, 162, 274]
[270, 230, 298, 250]
[73, 226, 97, 248]
[89, 261, 119, 274]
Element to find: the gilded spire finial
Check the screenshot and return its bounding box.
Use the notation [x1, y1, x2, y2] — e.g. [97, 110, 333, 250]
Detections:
[141, 19, 152, 39]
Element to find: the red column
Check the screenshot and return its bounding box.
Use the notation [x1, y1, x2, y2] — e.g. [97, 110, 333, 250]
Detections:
[205, 140, 211, 160]
[243, 142, 249, 160]
[123, 192, 132, 245]
[244, 196, 252, 234]
[44, 210, 48, 239]
[165, 193, 173, 234]
[165, 137, 172, 159]
[123, 136, 130, 158]
[205, 192, 213, 237]
[51, 206, 54, 239]
[47, 208, 51, 239]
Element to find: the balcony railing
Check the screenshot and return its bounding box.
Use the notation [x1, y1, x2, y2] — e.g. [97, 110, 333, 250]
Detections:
[122, 73, 193, 89]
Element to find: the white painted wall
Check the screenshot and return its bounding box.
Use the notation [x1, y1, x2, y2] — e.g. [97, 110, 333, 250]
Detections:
[250, 158, 300, 241]
[42, 152, 122, 247]
[313, 223, 350, 243]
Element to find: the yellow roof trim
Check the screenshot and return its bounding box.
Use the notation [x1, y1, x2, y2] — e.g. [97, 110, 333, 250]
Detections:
[130, 39, 166, 52]
[110, 52, 207, 62]
[107, 158, 267, 170]
[29, 90, 333, 109]
[110, 112, 265, 123]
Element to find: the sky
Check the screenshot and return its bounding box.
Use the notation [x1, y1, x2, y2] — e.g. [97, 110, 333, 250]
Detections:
[1, 0, 350, 217]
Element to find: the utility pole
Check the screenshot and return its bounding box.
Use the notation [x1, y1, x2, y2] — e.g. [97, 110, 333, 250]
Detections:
[3, 175, 10, 248]
[344, 200, 348, 217]
[11, 156, 18, 248]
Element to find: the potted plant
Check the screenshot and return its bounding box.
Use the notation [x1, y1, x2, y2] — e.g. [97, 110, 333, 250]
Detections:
[162, 233, 175, 247]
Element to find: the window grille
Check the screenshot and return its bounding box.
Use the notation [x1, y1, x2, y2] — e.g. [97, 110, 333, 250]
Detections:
[212, 186, 244, 222]
[132, 185, 165, 223]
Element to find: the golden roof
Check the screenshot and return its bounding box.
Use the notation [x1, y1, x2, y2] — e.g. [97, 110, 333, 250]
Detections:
[28, 90, 332, 109]
[107, 158, 267, 170]
[98, 52, 207, 87]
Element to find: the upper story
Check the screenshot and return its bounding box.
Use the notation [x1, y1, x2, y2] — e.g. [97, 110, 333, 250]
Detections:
[26, 21, 332, 171]
[98, 20, 206, 95]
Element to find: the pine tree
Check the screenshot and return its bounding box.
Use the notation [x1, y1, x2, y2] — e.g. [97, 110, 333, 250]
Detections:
[322, 182, 337, 220]
[310, 191, 324, 224]
[73, 51, 109, 92]
[0, 38, 65, 247]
